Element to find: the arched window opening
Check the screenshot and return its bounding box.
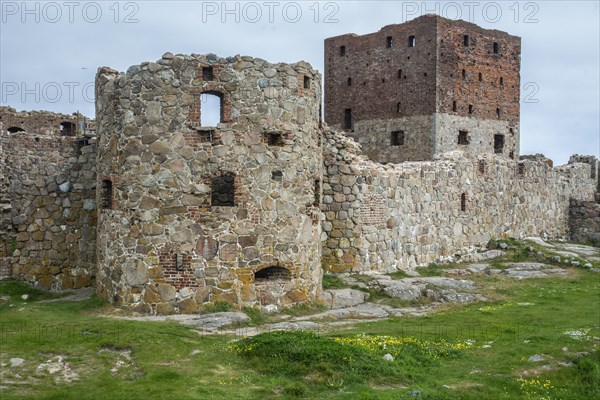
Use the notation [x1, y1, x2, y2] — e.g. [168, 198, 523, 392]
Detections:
[200, 92, 223, 127]
[255, 266, 291, 282]
[408, 35, 416, 47]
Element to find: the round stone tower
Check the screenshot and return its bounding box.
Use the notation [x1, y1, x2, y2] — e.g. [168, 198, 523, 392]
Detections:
[95, 53, 322, 314]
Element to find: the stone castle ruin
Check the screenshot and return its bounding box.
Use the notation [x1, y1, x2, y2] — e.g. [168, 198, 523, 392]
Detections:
[1, 15, 598, 314]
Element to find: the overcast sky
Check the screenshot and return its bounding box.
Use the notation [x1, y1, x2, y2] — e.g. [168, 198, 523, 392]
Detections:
[1, 0, 598, 164]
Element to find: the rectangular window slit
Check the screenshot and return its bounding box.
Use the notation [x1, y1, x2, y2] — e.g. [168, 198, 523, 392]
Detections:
[343, 108, 352, 130]
[458, 130, 469, 145]
[101, 179, 113, 209]
[203, 66, 214, 81]
[494, 134, 505, 153]
[391, 130, 405, 146]
[266, 132, 284, 146]
[272, 171, 283, 181]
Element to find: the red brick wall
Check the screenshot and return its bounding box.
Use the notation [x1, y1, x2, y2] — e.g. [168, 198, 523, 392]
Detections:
[325, 16, 437, 127]
[437, 17, 521, 125]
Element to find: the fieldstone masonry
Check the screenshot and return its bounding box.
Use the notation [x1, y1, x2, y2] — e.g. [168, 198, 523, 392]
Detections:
[0, 15, 597, 314]
[0, 107, 97, 288]
[94, 53, 323, 314]
[320, 129, 597, 272]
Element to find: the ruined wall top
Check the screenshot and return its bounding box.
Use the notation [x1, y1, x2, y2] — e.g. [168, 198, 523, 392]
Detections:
[0, 106, 95, 137]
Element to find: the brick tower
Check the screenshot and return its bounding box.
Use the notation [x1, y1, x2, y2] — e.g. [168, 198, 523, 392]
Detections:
[324, 14, 521, 163]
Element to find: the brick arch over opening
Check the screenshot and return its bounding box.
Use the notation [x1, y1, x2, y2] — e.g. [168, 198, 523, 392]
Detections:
[188, 87, 232, 125]
[254, 266, 291, 282]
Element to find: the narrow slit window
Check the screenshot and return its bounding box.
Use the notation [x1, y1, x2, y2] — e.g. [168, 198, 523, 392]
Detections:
[478, 72, 483, 82]
[396, 102, 401, 113]
[500, 77, 504, 86]
[493, 42, 499, 54]
[468, 104, 473, 114]
[452, 101, 457, 112]
[101, 179, 113, 210]
[463, 35, 470, 46]
[398, 69, 403, 79]
[458, 130, 469, 145]
[494, 134, 505, 154]
[391, 130, 405, 146]
[344, 108, 352, 130]
[386, 36, 393, 48]
[340, 45, 346, 56]
[304, 75, 311, 89]
[461, 193, 467, 212]
[496, 107, 501, 118]
[202, 66, 214, 81]
[462, 69, 466, 79]
[200, 92, 223, 127]
[211, 174, 235, 207]
[347, 77, 352, 86]
[408, 35, 416, 47]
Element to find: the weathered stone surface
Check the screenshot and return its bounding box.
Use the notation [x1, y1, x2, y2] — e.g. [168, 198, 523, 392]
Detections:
[123, 260, 149, 287]
[180, 312, 250, 329]
[321, 288, 369, 309]
[157, 283, 177, 303]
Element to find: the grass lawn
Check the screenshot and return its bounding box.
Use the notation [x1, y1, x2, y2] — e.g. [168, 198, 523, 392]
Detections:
[1, 255, 599, 399]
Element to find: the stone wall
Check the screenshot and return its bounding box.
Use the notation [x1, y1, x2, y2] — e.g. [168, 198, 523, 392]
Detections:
[324, 14, 520, 163]
[0, 110, 97, 289]
[95, 53, 323, 314]
[321, 129, 597, 272]
[0, 122, 12, 279]
[0, 106, 88, 136]
[569, 199, 600, 245]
